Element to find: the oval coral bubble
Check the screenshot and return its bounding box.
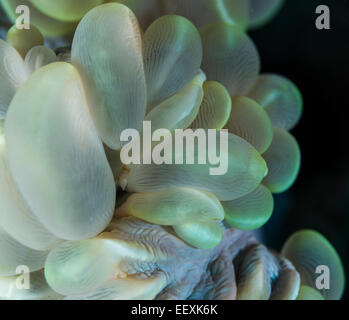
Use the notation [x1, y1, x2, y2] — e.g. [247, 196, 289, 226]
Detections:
[1, 0, 76, 37]
[173, 220, 223, 249]
[71, 3, 147, 150]
[144, 15, 203, 109]
[5, 62, 116, 240]
[262, 128, 300, 193]
[281, 230, 345, 300]
[117, 187, 224, 226]
[222, 184, 274, 230]
[201, 23, 260, 96]
[248, 74, 303, 130]
[29, 0, 103, 22]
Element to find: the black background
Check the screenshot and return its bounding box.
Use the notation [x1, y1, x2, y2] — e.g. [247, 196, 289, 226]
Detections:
[250, 0, 349, 299]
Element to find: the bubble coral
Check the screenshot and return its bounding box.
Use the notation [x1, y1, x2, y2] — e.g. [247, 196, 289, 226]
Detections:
[0, 2, 345, 300]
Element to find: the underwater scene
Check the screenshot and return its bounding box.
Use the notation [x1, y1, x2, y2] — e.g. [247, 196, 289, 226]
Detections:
[0, 0, 347, 301]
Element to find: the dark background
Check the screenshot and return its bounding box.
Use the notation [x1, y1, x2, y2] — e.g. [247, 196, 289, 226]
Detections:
[250, 0, 349, 299]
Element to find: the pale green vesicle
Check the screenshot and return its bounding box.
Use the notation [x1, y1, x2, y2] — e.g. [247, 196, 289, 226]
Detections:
[145, 71, 205, 132]
[144, 14, 202, 110]
[71, 3, 146, 150]
[4, 62, 116, 240]
[269, 257, 300, 300]
[0, 132, 60, 251]
[23, 45, 57, 76]
[235, 244, 278, 300]
[281, 230, 345, 300]
[190, 81, 232, 130]
[121, 132, 267, 201]
[104, 146, 123, 183]
[0, 270, 62, 300]
[117, 187, 224, 226]
[0, 226, 48, 276]
[45, 233, 161, 296]
[0, 0, 77, 37]
[248, 0, 285, 29]
[262, 128, 300, 193]
[63, 275, 167, 300]
[114, 0, 164, 30]
[201, 23, 260, 96]
[173, 220, 223, 249]
[0, 39, 26, 119]
[225, 96, 273, 154]
[6, 24, 43, 58]
[296, 285, 325, 300]
[248, 74, 303, 131]
[162, 0, 249, 30]
[29, 0, 103, 22]
[222, 184, 274, 230]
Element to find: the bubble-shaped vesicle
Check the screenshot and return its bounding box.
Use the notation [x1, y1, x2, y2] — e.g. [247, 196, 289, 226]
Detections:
[29, 0, 103, 22]
[262, 128, 300, 193]
[0, 133, 60, 250]
[281, 230, 345, 300]
[173, 220, 223, 249]
[201, 23, 260, 96]
[190, 81, 232, 130]
[0, 270, 62, 300]
[0, 39, 26, 119]
[116, 0, 165, 30]
[248, 0, 285, 29]
[72, 3, 147, 150]
[144, 15, 203, 109]
[248, 74, 303, 130]
[5, 62, 116, 240]
[45, 233, 157, 296]
[225, 96, 273, 154]
[269, 256, 300, 300]
[122, 132, 267, 201]
[117, 187, 224, 226]
[1, 0, 77, 37]
[23, 46, 57, 76]
[0, 226, 48, 276]
[222, 185, 274, 230]
[6, 24, 43, 58]
[63, 274, 167, 300]
[145, 71, 205, 132]
[162, 0, 249, 29]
